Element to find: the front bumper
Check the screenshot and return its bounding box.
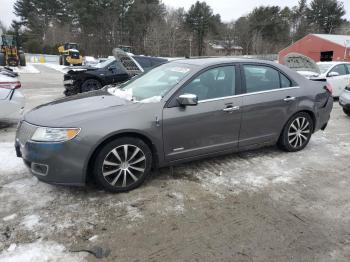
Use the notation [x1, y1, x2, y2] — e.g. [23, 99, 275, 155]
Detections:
[63, 77, 80, 96]
[339, 90, 350, 110]
[15, 124, 87, 186]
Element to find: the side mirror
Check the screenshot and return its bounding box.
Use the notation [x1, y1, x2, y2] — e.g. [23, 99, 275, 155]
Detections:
[177, 94, 198, 106]
[328, 71, 340, 77]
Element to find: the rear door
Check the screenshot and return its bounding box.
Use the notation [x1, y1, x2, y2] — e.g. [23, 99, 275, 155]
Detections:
[239, 63, 299, 148]
[162, 65, 242, 161]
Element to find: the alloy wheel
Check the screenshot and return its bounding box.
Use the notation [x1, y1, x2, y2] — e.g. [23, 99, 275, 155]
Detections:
[102, 144, 146, 188]
[287, 117, 311, 148]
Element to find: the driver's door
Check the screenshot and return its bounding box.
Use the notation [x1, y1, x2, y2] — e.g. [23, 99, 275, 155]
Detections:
[162, 65, 242, 162]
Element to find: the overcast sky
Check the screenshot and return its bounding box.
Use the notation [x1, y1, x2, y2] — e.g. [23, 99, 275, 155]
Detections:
[1, 0, 349, 27]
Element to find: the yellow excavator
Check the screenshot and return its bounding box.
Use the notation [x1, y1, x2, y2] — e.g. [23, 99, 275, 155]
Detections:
[0, 35, 26, 67]
[58, 43, 83, 66]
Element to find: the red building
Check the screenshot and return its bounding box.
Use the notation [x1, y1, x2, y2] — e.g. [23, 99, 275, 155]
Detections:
[279, 34, 350, 64]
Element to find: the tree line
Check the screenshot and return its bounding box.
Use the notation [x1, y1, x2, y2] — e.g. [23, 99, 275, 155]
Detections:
[1, 0, 349, 57]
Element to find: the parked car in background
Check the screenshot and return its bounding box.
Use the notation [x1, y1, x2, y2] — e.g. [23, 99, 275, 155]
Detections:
[0, 66, 18, 78]
[16, 58, 333, 192]
[339, 82, 350, 116]
[317, 62, 350, 97]
[63, 55, 167, 96]
[0, 73, 25, 120]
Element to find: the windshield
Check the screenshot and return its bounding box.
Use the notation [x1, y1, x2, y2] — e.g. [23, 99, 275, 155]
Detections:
[95, 58, 115, 68]
[110, 63, 193, 102]
[318, 63, 332, 74]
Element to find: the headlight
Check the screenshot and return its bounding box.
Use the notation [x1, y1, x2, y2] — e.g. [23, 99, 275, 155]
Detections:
[31, 127, 81, 142]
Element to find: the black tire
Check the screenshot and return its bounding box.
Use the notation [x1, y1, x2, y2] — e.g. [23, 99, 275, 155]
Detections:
[59, 56, 63, 65]
[93, 137, 152, 193]
[343, 108, 350, 116]
[19, 54, 26, 66]
[63, 56, 70, 66]
[0, 53, 5, 66]
[278, 112, 314, 152]
[81, 79, 102, 93]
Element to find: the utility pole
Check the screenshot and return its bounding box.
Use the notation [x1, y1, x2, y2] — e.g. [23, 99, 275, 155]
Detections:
[189, 37, 192, 57]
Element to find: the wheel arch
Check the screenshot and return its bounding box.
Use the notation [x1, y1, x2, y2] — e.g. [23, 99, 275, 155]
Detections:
[84, 131, 159, 183]
[279, 109, 316, 140]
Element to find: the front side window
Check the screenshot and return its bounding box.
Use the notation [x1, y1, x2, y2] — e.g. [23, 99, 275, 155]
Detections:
[330, 64, 347, 76]
[179, 66, 236, 101]
[344, 64, 350, 75]
[243, 65, 293, 93]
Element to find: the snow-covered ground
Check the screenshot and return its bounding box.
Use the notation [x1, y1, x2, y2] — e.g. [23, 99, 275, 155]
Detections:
[0, 241, 86, 262]
[11, 64, 40, 74]
[40, 63, 69, 73]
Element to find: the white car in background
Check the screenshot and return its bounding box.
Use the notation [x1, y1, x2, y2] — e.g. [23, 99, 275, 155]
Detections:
[317, 62, 350, 97]
[0, 73, 25, 120]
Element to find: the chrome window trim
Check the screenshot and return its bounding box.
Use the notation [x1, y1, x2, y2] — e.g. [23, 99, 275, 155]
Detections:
[198, 86, 300, 104]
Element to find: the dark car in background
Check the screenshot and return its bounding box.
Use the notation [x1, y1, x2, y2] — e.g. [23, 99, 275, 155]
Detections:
[16, 58, 333, 193]
[63, 55, 167, 96]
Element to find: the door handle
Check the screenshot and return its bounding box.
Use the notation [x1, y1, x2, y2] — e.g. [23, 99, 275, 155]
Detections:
[284, 96, 296, 102]
[223, 106, 240, 112]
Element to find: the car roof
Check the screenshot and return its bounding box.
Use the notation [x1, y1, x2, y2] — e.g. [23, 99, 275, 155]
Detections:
[172, 57, 278, 67]
[317, 61, 350, 65]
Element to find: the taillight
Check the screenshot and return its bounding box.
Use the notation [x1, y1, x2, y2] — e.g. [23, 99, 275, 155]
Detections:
[325, 83, 333, 95]
[0, 81, 21, 90]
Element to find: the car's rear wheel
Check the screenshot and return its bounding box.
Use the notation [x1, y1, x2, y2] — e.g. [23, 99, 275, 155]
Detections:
[278, 112, 313, 152]
[81, 79, 102, 93]
[343, 108, 350, 116]
[93, 137, 152, 193]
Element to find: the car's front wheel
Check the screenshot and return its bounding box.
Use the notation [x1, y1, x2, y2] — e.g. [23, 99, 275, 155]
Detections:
[343, 108, 350, 116]
[93, 137, 152, 193]
[81, 79, 102, 93]
[278, 112, 314, 152]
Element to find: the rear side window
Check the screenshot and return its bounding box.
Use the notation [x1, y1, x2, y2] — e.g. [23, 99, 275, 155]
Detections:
[280, 74, 292, 88]
[330, 64, 347, 76]
[243, 65, 293, 93]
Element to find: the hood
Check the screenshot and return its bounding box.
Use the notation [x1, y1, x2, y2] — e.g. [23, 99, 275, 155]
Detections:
[66, 65, 98, 74]
[24, 89, 136, 127]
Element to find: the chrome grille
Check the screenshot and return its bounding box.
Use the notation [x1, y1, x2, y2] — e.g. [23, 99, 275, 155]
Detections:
[16, 121, 37, 145]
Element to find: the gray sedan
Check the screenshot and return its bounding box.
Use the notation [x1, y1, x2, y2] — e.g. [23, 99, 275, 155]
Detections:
[15, 58, 333, 192]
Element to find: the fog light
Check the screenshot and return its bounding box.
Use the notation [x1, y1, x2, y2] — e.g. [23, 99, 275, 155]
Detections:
[31, 163, 49, 176]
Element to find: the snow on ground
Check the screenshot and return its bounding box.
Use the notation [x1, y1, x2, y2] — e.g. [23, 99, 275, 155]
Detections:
[21, 214, 41, 230]
[0, 143, 27, 178]
[41, 63, 68, 73]
[12, 64, 40, 74]
[0, 241, 87, 262]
